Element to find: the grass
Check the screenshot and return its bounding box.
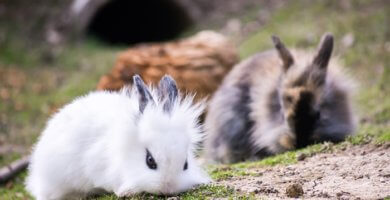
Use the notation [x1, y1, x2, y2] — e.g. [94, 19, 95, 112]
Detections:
[0, 171, 32, 200]
[0, 152, 21, 167]
[0, 38, 122, 146]
[0, 0, 389, 199]
[89, 185, 241, 200]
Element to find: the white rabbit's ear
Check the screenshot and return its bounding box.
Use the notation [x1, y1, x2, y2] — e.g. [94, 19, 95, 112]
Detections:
[158, 75, 178, 113]
[272, 35, 294, 72]
[133, 75, 155, 113]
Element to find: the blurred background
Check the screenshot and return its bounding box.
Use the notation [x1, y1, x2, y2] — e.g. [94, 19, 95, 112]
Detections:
[0, 0, 389, 198]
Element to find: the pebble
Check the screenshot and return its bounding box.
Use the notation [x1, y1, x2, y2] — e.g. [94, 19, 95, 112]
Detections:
[286, 183, 304, 198]
[297, 153, 307, 161]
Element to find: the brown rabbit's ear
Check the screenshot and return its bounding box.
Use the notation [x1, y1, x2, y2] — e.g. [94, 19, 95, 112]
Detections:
[133, 75, 155, 113]
[312, 33, 333, 69]
[158, 75, 178, 113]
[309, 33, 334, 87]
[272, 35, 294, 71]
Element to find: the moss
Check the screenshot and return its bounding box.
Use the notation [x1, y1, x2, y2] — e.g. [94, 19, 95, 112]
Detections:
[208, 165, 258, 181]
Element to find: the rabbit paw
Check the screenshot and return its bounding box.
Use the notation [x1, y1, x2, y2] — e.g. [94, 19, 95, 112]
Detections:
[115, 186, 137, 198]
[116, 190, 135, 198]
[279, 131, 296, 150]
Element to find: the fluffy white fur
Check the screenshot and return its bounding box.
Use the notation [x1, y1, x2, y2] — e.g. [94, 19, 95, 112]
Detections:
[26, 82, 210, 200]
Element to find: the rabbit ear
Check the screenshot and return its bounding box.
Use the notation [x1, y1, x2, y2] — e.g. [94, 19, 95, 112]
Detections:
[272, 35, 294, 72]
[158, 75, 178, 113]
[133, 75, 155, 113]
[312, 33, 333, 69]
[309, 33, 334, 87]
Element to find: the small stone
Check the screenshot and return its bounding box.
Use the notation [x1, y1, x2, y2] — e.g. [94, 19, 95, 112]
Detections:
[382, 173, 390, 178]
[248, 188, 259, 194]
[336, 191, 350, 197]
[286, 183, 304, 198]
[355, 175, 363, 179]
[317, 191, 331, 198]
[375, 143, 382, 148]
[297, 153, 307, 161]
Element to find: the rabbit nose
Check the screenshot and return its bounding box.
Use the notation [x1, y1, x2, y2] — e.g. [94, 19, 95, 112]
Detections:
[316, 111, 321, 119]
[161, 182, 175, 194]
[312, 110, 321, 120]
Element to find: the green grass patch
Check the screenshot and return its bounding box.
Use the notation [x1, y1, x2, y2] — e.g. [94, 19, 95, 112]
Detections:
[2, 179, 240, 200]
[349, 124, 390, 145]
[375, 129, 390, 143]
[207, 143, 325, 181]
[0, 171, 32, 200]
[0, 152, 21, 167]
[0, 38, 122, 146]
[208, 165, 258, 181]
[234, 143, 324, 169]
[93, 184, 255, 200]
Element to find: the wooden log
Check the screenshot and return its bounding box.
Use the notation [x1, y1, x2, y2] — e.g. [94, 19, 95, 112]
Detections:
[0, 156, 30, 184]
[97, 30, 239, 100]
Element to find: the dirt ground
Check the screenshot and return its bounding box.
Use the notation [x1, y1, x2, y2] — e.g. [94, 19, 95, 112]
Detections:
[218, 143, 390, 199]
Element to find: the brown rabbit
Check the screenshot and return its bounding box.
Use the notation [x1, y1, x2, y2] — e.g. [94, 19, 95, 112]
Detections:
[204, 33, 357, 163]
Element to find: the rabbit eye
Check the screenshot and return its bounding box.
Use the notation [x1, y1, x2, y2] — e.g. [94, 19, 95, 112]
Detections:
[146, 149, 157, 170]
[183, 159, 188, 171]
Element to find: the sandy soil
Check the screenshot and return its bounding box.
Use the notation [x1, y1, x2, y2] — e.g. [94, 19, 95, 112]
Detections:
[218, 143, 390, 199]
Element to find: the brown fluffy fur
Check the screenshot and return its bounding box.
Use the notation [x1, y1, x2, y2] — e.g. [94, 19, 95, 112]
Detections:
[204, 34, 357, 163]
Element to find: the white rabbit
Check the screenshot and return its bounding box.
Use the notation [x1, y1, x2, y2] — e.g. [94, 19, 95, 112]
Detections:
[26, 75, 210, 200]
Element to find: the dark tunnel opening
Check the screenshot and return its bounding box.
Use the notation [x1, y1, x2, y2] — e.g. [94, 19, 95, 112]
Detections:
[87, 0, 193, 45]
